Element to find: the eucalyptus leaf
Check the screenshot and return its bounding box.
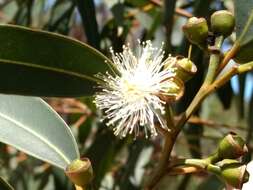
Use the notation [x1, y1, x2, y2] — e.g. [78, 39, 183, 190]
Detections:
[0, 24, 112, 97]
[234, 0, 253, 63]
[0, 94, 79, 169]
[75, 0, 100, 49]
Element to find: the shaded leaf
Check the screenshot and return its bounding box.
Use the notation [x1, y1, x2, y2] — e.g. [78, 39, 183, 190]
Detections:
[44, 0, 75, 34]
[52, 167, 73, 190]
[238, 74, 246, 118]
[234, 0, 253, 63]
[216, 81, 233, 109]
[198, 175, 224, 190]
[0, 94, 79, 169]
[0, 24, 112, 97]
[111, 3, 125, 26]
[84, 126, 125, 187]
[184, 123, 203, 158]
[75, 0, 100, 49]
[244, 90, 253, 162]
[116, 140, 150, 190]
[100, 18, 131, 52]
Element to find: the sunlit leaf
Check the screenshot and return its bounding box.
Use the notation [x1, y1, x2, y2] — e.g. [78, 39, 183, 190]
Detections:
[0, 94, 79, 169]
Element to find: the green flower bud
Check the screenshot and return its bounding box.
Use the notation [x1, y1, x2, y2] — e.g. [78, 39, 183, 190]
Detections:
[65, 158, 93, 187]
[183, 17, 209, 48]
[175, 56, 197, 82]
[218, 160, 249, 189]
[217, 132, 248, 160]
[211, 10, 235, 37]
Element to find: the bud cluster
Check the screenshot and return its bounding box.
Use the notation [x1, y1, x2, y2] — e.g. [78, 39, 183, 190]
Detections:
[183, 133, 249, 189]
[206, 132, 249, 189]
[182, 10, 235, 48]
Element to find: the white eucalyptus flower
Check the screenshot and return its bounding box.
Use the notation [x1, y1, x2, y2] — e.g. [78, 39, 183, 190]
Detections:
[242, 161, 253, 190]
[94, 41, 183, 138]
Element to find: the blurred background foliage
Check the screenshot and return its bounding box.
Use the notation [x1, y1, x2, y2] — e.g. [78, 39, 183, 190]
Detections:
[0, 0, 252, 189]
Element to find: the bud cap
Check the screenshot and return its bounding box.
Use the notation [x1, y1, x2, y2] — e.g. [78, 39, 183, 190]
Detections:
[175, 57, 197, 82]
[220, 162, 249, 189]
[65, 158, 93, 187]
[211, 10, 235, 36]
[217, 132, 248, 159]
[183, 17, 209, 48]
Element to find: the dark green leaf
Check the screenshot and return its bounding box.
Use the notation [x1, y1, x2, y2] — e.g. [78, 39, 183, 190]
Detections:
[116, 140, 150, 190]
[45, 0, 75, 34]
[244, 90, 253, 162]
[237, 73, 246, 117]
[125, 0, 149, 7]
[75, 0, 100, 49]
[52, 167, 73, 190]
[198, 175, 224, 190]
[111, 3, 125, 26]
[184, 123, 203, 158]
[216, 81, 233, 109]
[84, 126, 125, 187]
[234, 0, 253, 63]
[0, 24, 112, 97]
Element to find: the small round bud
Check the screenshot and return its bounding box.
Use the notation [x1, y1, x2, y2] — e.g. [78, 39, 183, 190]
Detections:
[211, 10, 235, 37]
[175, 56, 197, 82]
[217, 132, 248, 160]
[183, 17, 209, 47]
[65, 158, 93, 187]
[218, 160, 249, 189]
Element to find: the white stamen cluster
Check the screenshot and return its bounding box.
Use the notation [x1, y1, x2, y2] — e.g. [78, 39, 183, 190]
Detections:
[94, 41, 180, 138]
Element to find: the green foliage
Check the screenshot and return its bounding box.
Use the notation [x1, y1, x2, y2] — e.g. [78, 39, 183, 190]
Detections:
[234, 0, 253, 63]
[0, 94, 79, 169]
[0, 0, 252, 190]
[0, 24, 111, 97]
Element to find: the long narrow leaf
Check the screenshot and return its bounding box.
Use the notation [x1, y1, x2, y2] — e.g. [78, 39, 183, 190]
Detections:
[0, 24, 112, 97]
[0, 94, 79, 169]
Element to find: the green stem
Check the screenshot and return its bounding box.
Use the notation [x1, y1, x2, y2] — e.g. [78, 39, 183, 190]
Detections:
[206, 164, 221, 175]
[205, 152, 220, 164]
[238, 61, 253, 73]
[146, 33, 253, 189]
[178, 36, 224, 126]
[147, 36, 226, 189]
[184, 159, 208, 169]
[204, 36, 224, 85]
[170, 158, 221, 175]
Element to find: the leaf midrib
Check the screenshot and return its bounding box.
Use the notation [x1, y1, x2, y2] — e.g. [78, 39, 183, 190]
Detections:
[0, 58, 104, 84]
[0, 111, 71, 168]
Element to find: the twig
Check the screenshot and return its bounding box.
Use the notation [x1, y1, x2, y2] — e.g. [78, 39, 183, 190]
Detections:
[167, 166, 203, 175]
[150, 0, 193, 18]
[185, 116, 246, 131]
